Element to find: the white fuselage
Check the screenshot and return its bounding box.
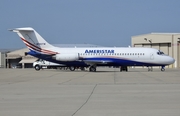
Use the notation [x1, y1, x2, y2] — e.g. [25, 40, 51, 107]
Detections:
[48, 47, 174, 66]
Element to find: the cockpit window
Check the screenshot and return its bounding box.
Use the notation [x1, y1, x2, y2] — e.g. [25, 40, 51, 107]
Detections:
[157, 50, 164, 55]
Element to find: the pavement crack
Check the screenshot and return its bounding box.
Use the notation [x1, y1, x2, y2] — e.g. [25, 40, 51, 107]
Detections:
[59, 72, 89, 85]
[113, 69, 117, 84]
[72, 84, 97, 116]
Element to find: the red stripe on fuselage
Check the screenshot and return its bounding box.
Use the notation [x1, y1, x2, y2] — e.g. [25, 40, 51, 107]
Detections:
[25, 43, 56, 55]
[21, 38, 58, 54]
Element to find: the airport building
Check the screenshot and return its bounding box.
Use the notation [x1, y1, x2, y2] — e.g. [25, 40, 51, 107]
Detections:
[6, 48, 37, 68]
[0, 50, 7, 68]
[132, 33, 180, 68]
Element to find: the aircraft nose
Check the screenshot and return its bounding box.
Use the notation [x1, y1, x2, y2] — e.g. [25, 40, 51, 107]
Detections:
[168, 56, 175, 64]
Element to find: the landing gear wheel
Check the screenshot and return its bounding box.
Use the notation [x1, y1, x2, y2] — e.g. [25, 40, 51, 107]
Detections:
[35, 65, 41, 71]
[161, 66, 165, 72]
[161, 68, 165, 72]
[120, 66, 128, 72]
[89, 66, 96, 72]
[69, 66, 75, 71]
[148, 66, 153, 71]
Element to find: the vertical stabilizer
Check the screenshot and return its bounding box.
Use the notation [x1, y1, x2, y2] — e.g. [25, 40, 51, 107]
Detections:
[10, 27, 57, 55]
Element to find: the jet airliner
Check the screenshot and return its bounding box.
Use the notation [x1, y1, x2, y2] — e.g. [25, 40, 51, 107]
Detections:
[9, 27, 175, 72]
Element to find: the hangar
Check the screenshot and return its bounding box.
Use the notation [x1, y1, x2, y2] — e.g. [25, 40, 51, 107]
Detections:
[132, 33, 180, 68]
[0, 50, 7, 68]
[6, 48, 37, 68]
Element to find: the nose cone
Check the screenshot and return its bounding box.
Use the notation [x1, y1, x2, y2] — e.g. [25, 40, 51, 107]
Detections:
[158, 56, 175, 65]
[167, 56, 175, 64]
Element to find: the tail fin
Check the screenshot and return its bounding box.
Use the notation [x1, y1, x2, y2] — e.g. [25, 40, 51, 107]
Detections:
[9, 27, 57, 55]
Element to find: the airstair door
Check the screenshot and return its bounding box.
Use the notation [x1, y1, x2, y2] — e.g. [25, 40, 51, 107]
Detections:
[150, 53, 154, 60]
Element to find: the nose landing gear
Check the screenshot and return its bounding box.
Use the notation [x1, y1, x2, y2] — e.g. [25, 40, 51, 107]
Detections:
[147, 66, 166, 72]
[161, 66, 165, 72]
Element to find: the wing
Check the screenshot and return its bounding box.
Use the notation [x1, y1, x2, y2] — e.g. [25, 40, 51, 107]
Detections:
[83, 60, 113, 65]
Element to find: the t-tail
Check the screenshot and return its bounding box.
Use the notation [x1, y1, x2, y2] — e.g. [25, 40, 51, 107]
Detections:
[9, 27, 58, 55]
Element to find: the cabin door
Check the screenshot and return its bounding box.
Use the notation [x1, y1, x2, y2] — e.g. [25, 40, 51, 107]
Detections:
[150, 53, 154, 60]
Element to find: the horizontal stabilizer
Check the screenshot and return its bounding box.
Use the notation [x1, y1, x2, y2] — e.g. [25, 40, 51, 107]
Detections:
[9, 27, 34, 32]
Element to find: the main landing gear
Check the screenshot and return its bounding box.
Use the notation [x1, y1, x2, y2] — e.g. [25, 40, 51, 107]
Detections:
[69, 66, 76, 71]
[120, 66, 128, 72]
[148, 66, 153, 71]
[89, 66, 96, 72]
[69, 66, 86, 71]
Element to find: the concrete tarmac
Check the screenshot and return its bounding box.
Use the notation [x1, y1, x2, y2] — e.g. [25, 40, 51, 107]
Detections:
[0, 67, 180, 116]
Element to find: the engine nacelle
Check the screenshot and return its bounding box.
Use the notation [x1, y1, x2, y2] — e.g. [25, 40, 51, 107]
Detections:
[52, 53, 79, 61]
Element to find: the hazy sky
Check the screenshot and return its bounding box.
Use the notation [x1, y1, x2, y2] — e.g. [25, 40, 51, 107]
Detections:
[1, 0, 180, 49]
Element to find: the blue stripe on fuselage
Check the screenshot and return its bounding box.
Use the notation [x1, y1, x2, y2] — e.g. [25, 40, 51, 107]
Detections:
[27, 50, 167, 66]
[82, 57, 168, 66]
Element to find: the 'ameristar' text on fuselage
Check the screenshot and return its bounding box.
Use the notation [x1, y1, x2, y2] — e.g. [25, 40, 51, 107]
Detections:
[85, 49, 114, 54]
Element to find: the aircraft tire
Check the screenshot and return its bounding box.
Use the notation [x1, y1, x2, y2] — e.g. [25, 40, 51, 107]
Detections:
[161, 68, 165, 72]
[69, 66, 75, 71]
[148, 67, 153, 71]
[89, 66, 96, 72]
[120, 66, 128, 72]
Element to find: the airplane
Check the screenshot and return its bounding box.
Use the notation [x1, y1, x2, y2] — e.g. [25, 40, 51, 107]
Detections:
[9, 27, 175, 72]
